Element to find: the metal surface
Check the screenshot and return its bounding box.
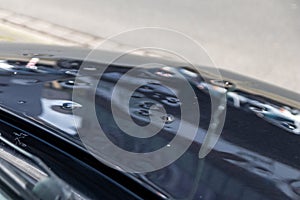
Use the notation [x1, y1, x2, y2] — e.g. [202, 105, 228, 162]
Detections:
[0, 44, 299, 199]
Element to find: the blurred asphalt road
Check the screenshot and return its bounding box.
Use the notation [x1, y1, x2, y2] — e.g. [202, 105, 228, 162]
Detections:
[0, 23, 60, 44]
[0, 0, 299, 93]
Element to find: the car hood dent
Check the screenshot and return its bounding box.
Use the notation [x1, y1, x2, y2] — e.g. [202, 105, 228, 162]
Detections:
[0, 45, 299, 199]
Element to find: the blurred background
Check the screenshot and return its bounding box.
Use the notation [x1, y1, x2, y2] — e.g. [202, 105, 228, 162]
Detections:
[0, 0, 299, 93]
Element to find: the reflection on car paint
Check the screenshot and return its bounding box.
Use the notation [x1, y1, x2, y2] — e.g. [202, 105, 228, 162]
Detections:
[0, 56, 299, 199]
[39, 98, 82, 136]
[196, 81, 300, 134]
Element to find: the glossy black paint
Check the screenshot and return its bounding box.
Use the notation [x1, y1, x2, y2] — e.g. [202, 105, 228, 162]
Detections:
[0, 44, 299, 199]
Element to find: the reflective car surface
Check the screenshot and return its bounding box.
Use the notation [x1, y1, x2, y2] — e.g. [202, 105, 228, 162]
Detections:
[0, 44, 299, 199]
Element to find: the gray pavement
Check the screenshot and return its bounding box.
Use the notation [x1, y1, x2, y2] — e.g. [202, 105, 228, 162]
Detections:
[0, 22, 66, 44]
[0, 0, 299, 93]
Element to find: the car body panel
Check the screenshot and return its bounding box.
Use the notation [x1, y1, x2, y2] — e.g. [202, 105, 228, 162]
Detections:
[0, 44, 299, 199]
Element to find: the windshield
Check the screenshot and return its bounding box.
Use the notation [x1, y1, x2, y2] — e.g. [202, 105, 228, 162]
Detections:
[0, 136, 83, 200]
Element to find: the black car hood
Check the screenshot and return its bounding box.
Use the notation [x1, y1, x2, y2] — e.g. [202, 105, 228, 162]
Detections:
[0, 43, 300, 200]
